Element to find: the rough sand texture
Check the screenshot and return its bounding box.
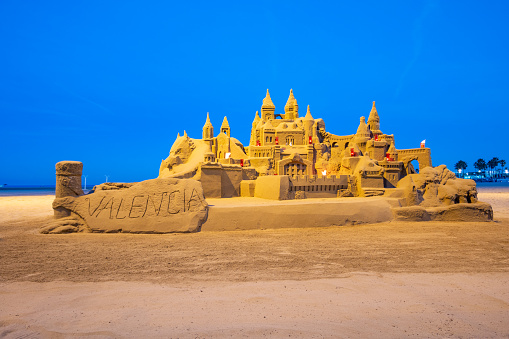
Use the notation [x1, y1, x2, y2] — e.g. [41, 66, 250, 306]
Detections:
[0, 190, 508, 337]
[2, 274, 508, 338]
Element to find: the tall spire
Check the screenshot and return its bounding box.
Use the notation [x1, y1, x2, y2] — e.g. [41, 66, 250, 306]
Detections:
[253, 110, 260, 124]
[203, 112, 213, 129]
[261, 89, 275, 121]
[367, 101, 381, 135]
[284, 89, 299, 119]
[304, 105, 314, 120]
[262, 89, 275, 107]
[202, 112, 213, 139]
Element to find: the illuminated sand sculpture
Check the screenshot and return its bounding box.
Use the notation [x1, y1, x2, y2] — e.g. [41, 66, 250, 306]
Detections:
[45, 90, 492, 233]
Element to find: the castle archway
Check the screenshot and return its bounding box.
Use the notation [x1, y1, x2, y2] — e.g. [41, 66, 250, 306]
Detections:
[409, 160, 419, 174]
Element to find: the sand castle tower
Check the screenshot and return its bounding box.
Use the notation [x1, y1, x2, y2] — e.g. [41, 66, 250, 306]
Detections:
[303, 105, 314, 144]
[220, 116, 231, 137]
[355, 117, 371, 141]
[284, 89, 299, 120]
[367, 101, 382, 136]
[386, 141, 398, 161]
[250, 111, 260, 145]
[203, 142, 216, 163]
[261, 89, 275, 121]
[202, 112, 214, 140]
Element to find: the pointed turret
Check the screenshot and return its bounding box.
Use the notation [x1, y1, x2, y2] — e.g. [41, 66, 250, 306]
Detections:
[250, 111, 261, 146]
[304, 105, 314, 120]
[262, 89, 275, 107]
[253, 110, 260, 124]
[367, 101, 382, 135]
[261, 89, 275, 121]
[284, 89, 299, 119]
[355, 116, 371, 141]
[183, 130, 188, 138]
[220, 116, 230, 137]
[202, 112, 214, 139]
[387, 141, 398, 161]
[303, 105, 314, 144]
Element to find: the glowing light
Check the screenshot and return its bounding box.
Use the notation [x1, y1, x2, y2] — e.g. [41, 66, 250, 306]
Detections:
[225, 152, 231, 159]
[322, 170, 327, 176]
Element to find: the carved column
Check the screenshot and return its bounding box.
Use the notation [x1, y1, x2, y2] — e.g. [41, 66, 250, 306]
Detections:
[54, 161, 84, 218]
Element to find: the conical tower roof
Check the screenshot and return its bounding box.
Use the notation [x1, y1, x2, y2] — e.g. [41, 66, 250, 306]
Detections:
[303, 105, 314, 120]
[252, 111, 260, 124]
[355, 116, 370, 139]
[285, 89, 297, 106]
[262, 89, 275, 107]
[388, 141, 397, 155]
[284, 89, 298, 116]
[367, 101, 379, 123]
[221, 116, 230, 129]
[367, 101, 382, 135]
[203, 112, 213, 128]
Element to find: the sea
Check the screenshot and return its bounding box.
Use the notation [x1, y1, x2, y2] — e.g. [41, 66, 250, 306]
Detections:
[0, 185, 95, 197]
[1, 181, 508, 197]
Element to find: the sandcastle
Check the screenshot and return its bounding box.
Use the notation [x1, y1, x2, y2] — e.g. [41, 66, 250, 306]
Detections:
[44, 90, 493, 234]
[159, 89, 432, 199]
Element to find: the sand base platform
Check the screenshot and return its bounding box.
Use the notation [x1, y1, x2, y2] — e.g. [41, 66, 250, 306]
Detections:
[202, 197, 396, 231]
[202, 197, 492, 232]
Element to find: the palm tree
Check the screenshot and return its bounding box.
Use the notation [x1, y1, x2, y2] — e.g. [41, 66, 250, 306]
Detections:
[474, 158, 486, 176]
[498, 159, 505, 169]
[487, 157, 499, 177]
[454, 160, 467, 177]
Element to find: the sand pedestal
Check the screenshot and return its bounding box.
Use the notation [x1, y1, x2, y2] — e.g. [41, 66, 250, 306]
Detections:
[54, 161, 84, 218]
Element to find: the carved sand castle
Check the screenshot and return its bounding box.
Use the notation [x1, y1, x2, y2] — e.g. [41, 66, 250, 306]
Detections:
[45, 90, 492, 234]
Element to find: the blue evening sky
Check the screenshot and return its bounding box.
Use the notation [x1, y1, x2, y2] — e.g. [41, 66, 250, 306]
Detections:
[0, 1, 507, 185]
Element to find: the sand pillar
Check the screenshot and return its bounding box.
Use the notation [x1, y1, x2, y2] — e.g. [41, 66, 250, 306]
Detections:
[54, 161, 84, 218]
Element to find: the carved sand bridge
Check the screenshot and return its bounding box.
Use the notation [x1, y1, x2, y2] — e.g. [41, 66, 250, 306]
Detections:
[398, 148, 432, 170]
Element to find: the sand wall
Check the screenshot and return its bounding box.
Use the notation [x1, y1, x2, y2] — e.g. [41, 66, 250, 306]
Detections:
[202, 197, 394, 231]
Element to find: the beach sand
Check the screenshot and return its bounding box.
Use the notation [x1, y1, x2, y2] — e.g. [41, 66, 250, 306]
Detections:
[0, 190, 508, 338]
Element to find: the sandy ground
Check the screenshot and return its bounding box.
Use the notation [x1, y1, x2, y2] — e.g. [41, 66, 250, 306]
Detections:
[0, 190, 508, 338]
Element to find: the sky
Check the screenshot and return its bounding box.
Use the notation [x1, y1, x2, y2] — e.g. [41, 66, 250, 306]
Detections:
[0, 0, 508, 185]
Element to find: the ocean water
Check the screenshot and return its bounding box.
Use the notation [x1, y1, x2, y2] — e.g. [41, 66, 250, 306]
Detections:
[0, 186, 95, 197]
[476, 181, 509, 193]
[0, 186, 55, 197]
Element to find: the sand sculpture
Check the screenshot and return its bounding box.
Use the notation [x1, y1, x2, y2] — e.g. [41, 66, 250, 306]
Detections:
[44, 161, 208, 234]
[46, 90, 492, 233]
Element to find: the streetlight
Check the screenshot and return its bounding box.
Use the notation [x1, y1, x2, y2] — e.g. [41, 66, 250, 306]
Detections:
[83, 175, 88, 190]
